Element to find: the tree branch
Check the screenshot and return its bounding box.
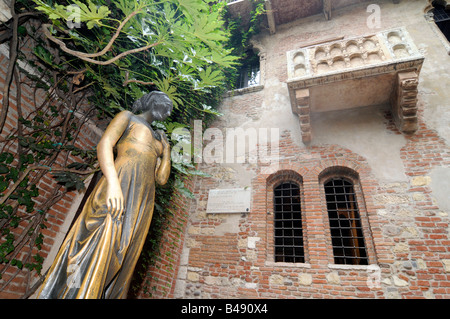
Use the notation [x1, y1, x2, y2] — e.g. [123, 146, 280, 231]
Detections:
[0, 0, 19, 135]
[123, 70, 155, 86]
[41, 10, 161, 66]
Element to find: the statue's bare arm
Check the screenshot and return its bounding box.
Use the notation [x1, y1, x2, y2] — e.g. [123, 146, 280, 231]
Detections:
[155, 130, 171, 185]
[97, 110, 132, 219]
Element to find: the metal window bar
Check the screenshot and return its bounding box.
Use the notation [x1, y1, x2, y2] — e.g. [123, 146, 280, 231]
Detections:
[433, 6, 450, 23]
[433, 6, 450, 42]
[274, 182, 304, 263]
[324, 178, 368, 265]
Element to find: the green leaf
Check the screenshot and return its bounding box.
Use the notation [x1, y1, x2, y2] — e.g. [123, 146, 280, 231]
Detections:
[177, 0, 209, 21]
[33, 0, 111, 29]
[11, 259, 23, 269]
[17, 25, 27, 36]
[0, 164, 9, 174]
[33, 45, 58, 68]
[67, 162, 90, 170]
[153, 78, 183, 109]
[201, 104, 223, 116]
[0, 180, 8, 192]
[33, 1, 70, 21]
[187, 11, 228, 46]
[195, 66, 225, 90]
[5, 153, 14, 164]
[52, 171, 85, 192]
[164, 122, 187, 134]
[174, 177, 194, 199]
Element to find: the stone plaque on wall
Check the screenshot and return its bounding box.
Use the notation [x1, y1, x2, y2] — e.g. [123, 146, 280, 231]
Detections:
[206, 188, 251, 214]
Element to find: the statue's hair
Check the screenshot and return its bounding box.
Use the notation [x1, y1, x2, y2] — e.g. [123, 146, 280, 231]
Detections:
[131, 91, 173, 114]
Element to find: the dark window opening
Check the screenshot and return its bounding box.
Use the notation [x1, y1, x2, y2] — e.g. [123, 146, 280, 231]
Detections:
[432, 1, 450, 42]
[235, 49, 260, 89]
[324, 178, 368, 265]
[274, 182, 304, 263]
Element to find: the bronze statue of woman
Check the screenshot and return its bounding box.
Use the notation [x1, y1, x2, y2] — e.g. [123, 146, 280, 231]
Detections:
[37, 91, 172, 299]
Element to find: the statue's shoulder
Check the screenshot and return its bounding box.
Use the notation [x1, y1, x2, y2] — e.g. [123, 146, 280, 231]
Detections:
[116, 110, 133, 118]
[113, 110, 134, 123]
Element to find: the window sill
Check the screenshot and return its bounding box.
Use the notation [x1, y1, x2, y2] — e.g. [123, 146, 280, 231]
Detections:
[327, 263, 378, 270]
[224, 84, 264, 97]
[265, 261, 311, 268]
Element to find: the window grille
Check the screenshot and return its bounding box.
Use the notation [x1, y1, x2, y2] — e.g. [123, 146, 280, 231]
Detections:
[324, 178, 368, 265]
[274, 182, 304, 263]
[432, 3, 450, 42]
[433, 6, 450, 23]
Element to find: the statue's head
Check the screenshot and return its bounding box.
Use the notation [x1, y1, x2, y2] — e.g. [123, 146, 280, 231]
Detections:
[132, 91, 173, 121]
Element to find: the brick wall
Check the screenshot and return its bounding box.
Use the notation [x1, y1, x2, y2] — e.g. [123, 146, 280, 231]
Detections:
[133, 176, 196, 299]
[0, 43, 102, 298]
[121, 173, 198, 299]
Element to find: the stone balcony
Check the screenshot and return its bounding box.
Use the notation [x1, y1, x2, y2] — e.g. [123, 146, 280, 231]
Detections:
[286, 27, 424, 143]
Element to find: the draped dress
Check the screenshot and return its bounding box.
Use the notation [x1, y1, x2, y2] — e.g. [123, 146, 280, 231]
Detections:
[37, 115, 163, 299]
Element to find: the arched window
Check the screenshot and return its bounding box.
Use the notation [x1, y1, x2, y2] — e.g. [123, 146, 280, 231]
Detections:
[431, 0, 450, 42]
[426, 0, 450, 54]
[273, 181, 304, 263]
[324, 177, 368, 265]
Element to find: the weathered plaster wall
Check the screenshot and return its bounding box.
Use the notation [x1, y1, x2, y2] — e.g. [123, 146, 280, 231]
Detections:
[311, 105, 408, 183]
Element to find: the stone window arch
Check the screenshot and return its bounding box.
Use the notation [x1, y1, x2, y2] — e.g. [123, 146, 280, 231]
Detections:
[266, 170, 308, 264]
[319, 166, 376, 266]
[225, 43, 265, 96]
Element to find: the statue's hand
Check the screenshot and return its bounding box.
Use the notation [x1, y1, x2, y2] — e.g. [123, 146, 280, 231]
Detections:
[157, 130, 170, 153]
[106, 182, 124, 221]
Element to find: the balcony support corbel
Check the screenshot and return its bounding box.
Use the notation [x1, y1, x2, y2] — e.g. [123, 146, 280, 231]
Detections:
[391, 71, 420, 134]
[292, 88, 312, 144]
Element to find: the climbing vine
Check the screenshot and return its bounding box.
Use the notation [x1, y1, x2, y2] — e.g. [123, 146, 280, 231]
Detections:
[221, 0, 267, 89]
